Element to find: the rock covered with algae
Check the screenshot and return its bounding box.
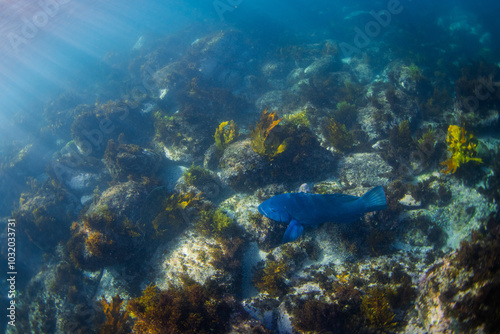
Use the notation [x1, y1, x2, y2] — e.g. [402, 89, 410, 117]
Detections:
[406, 216, 500, 333]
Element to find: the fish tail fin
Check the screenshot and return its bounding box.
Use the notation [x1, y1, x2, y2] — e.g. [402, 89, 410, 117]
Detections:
[361, 186, 387, 212]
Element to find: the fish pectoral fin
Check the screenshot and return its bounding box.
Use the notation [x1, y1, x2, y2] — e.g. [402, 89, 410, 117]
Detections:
[282, 220, 304, 244]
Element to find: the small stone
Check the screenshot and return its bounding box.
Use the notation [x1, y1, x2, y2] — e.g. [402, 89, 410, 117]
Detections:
[399, 194, 421, 207]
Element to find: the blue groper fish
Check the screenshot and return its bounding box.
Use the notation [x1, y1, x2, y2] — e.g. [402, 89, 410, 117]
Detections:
[258, 186, 387, 243]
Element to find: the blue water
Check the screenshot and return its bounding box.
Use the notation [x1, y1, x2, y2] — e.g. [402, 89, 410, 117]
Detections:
[1, 0, 500, 332]
[1, 0, 499, 112]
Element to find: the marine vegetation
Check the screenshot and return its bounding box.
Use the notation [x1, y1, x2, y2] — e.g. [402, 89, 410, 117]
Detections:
[361, 287, 397, 331]
[479, 149, 500, 203]
[126, 280, 232, 334]
[195, 208, 234, 239]
[67, 206, 142, 270]
[403, 63, 423, 80]
[71, 100, 147, 157]
[214, 120, 239, 151]
[440, 124, 482, 174]
[183, 164, 213, 188]
[251, 108, 291, 160]
[381, 120, 417, 174]
[99, 295, 130, 334]
[292, 299, 345, 333]
[103, 139, 160, 181]
[326, 119, 355, 152]
[390, 120, 414, 155]
[152, 192, 201, 237]
[455, 61, 500, 114]
[415, 127, 439, 168]
[14, 180, 72, 252]
[334, 101, 357, 126]
[283, 109, 310, 128]
[253, 258, 290, 297]
[436, 215, 500, 333]
[340, 80, 363, 104]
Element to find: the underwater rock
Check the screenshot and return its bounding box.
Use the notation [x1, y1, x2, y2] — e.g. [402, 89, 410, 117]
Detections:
[399, 193, 422, 208]
[291, 70, 356, 109]
[385, 61, 426, 95]
[358, 105, 382, 142]
[66, 172, 101, 194]
[229, 192, 287, 251]
[261, 61, 290, 90]
[50, 140, 108, 196]
[14, 187, 78, 251]
[150, 230, 240, 293]
[153, 29, 257, 104]
[303, 55, 341, 77]
[70, 101, 151, 158]
[405, 178, 496, 250]
[285, 67, 305, 87]
[7, 142, 49, 177]
[255, 90, 285, 112]
[242, 298, 280, 331]
[220, 127, 335, 192]
[66, 180, 153, 270]
[104, 140, 161, 181]
[191, 30, 255, 87]
[337, 152, 393, 187]
[153, 117, 206, 164]
[92, 180, 151, 221]
[219, 139, 269, 192]
[242, 246, 422, 333]
[352, 62, 374, 85]
[203, 143, 219, 170]
[411, 219, 500, 333]
[94, 268, 132, 304]
[181, 164, 224, 200]
[227, 312, 272, 334]
[5, 258, 103, 334]
[358, 83, 420, 142]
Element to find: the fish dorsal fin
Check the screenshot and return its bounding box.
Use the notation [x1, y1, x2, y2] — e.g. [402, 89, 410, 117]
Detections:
[323, 193, 359, 202]
[282, 220, 304, 244]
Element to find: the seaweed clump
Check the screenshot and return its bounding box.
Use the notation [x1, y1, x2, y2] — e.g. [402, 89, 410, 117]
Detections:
[437, 215, 500, 333]
[127, 281, 232, 334]
[250, 108, 291, 160]
[195, 209, 234, 239]
[183, 164, 213, 188]
[99, 295, 130, 334]
[283, 109, 310, 128]
[67, 206, 141, 270]
[253, 258, 289, 297]
[440, 124, 482, 174]
[326, 119, 355, 153]
[214, 120, 239, 151]
[361, 287, 397, 331]
[103, 139, 160, 181]
[292, 300, 344, 333]
[151, 192, 200, 238]
[334, 101, 358, 126]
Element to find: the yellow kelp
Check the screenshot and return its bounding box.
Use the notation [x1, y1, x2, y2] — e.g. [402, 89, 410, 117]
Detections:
[440, 124, 482, 174]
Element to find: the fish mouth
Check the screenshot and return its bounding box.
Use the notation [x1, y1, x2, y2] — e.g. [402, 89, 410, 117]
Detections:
[257, 205, 276, 220]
